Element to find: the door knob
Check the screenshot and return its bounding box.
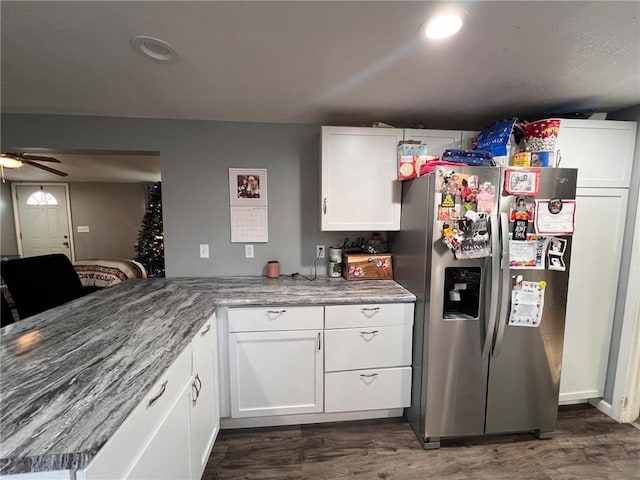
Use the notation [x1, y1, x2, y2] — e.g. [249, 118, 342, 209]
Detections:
[63, 242, 69, 247]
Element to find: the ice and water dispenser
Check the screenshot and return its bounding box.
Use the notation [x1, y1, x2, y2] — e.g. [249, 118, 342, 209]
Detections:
[443, 267, 481, 320]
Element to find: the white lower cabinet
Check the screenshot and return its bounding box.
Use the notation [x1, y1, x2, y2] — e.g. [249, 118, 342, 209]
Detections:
[325, 367, 412, 413]
[126, 385, 192, 480]
[189, 322, 220, 480]
[228, 329, 323, 417]
[225, 303, 414, 421]
[324, 303, 414, 413]
[81, 315, 219, 480]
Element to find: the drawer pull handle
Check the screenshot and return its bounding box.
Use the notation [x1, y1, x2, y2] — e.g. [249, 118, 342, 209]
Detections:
[360, 307, 380, 315]
[200, 324, 211, 336]
[360, 373, 378, 378]
[148, 381, 168, 408]
[266, 310, 287, 315]
[318, 332, 322, 351]
[360, 330, 379, 336]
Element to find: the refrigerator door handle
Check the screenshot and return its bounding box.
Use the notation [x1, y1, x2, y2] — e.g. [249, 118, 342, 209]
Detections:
[493, 212, 511, 357]
[482, 213, 501, 358]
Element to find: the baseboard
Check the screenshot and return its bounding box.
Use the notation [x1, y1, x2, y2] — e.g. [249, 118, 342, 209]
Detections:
[559, 390, 601, 403]
[559, 398, 590, 406]
[590, 398, 613, 418]
[220, 408, 404, 429]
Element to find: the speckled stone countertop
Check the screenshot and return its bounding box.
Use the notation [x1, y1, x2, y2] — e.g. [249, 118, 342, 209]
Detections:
[0, 277, 415, 475]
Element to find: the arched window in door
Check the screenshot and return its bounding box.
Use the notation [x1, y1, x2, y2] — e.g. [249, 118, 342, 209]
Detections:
[26, 190, 58, 206]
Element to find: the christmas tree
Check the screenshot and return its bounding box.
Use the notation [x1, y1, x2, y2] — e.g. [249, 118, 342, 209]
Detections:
[134, 182, 165, 277]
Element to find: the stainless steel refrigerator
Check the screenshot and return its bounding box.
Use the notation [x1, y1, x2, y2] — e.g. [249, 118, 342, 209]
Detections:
[390, 166, 578, 449]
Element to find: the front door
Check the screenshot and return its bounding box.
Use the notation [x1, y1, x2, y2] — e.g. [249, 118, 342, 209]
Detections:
[14, 184, 73, 260]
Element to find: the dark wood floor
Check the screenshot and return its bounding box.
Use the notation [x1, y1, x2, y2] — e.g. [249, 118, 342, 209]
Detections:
[204, 405, 640, 479]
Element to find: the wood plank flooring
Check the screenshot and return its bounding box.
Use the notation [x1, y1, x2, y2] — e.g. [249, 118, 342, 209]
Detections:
[203, 405, 639, 479]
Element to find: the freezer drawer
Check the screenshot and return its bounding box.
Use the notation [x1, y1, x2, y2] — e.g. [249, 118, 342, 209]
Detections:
[325, 367, 411, 413]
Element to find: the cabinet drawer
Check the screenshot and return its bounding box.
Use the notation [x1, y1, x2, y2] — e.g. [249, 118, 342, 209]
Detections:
[83, 346, 192, 479]
[325, 303, 414, 329]
[325, 325, 412, 372]
[192, 313, 216, 366]
[325, 367, 411, 413]
[228, 306, 323, 332]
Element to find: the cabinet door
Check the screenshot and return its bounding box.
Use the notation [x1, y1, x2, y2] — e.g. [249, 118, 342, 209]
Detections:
[560, 188, 628, 402]
[229, 330, 323, 417]
[125, 383, 191, 480]
[558, 119, 636, 188]
[190, 351, 219, 480]
[321, 126, 403, 231]
[403, 129, 462, 157]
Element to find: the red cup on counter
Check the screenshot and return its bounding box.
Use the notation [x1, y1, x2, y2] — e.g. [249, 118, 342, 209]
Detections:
[267, 261, 280, 278]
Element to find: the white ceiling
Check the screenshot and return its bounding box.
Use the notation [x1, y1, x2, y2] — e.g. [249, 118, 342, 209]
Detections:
[1, 1, 639, 130]
[1, 152, 161, 183]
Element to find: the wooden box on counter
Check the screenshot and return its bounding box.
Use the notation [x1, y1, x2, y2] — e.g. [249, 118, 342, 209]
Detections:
[343, 254, 393, 280]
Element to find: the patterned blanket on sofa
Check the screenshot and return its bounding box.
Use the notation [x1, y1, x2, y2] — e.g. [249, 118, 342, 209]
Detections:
[73, 259, 147, 288]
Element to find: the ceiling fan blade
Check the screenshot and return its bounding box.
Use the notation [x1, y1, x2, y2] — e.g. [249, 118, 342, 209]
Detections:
[18, 154, 61, 163]
[22, 160, 68, 176]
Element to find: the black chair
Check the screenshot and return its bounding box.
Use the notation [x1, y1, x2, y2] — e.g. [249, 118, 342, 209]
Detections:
[1, 254, 89, 319]
[1, 292, 15, 327]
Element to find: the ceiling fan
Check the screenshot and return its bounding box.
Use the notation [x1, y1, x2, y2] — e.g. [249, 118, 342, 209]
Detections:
[0, 152, 68, 177]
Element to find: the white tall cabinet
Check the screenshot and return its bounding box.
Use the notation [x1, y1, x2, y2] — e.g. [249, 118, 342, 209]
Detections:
[558, 119, 637, 403]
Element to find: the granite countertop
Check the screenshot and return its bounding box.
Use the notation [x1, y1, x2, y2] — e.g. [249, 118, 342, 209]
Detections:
[0, 276, 415, 475]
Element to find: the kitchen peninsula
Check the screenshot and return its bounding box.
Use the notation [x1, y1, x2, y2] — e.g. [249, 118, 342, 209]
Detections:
[0, 277, 415, 478]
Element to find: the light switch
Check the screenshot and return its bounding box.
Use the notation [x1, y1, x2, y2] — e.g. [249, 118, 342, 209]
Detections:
[77, 226, 90, 233]
[199, 244, 209, 258]
[245, 244, 254, 258]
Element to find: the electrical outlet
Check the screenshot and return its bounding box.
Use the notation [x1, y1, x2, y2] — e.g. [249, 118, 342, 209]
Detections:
[199, 244, 209, 258]
[316, 245, 325, 259]
[245, 244, 255, 258]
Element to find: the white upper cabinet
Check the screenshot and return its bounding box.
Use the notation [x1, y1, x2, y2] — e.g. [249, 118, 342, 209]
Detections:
[403, 129, 463, 157]
[557, 119, 637, 188]
[320, 127, 481, 232]
[321, 126, 403, 231]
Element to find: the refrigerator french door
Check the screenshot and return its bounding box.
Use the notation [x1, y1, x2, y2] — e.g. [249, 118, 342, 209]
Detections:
[391, 166, 578, 449]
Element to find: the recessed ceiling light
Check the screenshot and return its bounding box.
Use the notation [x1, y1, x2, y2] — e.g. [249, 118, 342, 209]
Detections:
[421, 11, 466, 40]
[130, 36, 178, 63]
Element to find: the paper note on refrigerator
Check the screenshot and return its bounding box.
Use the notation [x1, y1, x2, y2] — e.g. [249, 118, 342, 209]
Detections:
[509, 280, 546, 327]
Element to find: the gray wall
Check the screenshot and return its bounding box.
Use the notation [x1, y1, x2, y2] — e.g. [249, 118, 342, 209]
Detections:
[69, 182, 146, 260]
[0, 181, 18, 256]
[604, 105, 640, 403]
[0, 114, 370, 277]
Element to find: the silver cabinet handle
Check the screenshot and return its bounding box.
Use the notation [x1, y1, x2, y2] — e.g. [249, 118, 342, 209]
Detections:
[359, 373, 378, 378]
[360, 330, 379, 335]
[192, 374, 202, 406]
[200, 324, 211, 336]
[266, 310, 287, 315]
[148, 380, 168, 408]
[192, 380, 199, 406]
[317, 332, 321, 351]
[360, 307, 380, 312]
[323, 197, 327, 215]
